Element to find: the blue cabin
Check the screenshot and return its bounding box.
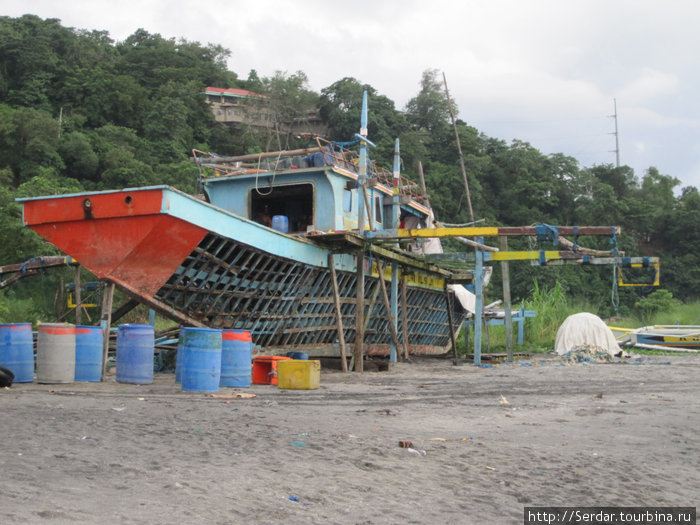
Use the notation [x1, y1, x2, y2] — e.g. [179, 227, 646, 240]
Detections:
[197, 140, 431, 235]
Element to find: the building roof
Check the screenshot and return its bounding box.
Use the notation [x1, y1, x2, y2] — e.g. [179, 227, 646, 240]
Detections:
[205, 87, 267, 99]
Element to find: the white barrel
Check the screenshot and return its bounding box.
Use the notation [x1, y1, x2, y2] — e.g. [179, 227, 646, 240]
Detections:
[37, 323, 76, 384]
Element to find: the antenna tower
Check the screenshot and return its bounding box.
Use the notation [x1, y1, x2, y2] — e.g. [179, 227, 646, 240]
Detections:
[609, 98, 620, 167]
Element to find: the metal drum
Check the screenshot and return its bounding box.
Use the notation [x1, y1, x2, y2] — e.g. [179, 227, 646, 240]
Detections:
[220, 329, 252, 387]
[37, 323, 76, 384]
[180, 327, 222, 392]
[75, 326, 103, 382]
[0, 323, 34, 383]
[116, 324, 154, 384]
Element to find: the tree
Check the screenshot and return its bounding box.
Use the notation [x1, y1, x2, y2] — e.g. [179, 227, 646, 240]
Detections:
[58, 131, 99, 180]
[0, 105, 64, 185]
[319, 77, 407, 167]
[0, 15, 74, 112]
[404, 69, 453, 134]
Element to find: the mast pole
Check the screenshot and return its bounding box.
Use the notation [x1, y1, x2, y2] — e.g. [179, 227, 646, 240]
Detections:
[356, 91, 369, 232]
[443, 72, 474, 223]
[354, 91, 370, 371]
[390, 138, 400, 362]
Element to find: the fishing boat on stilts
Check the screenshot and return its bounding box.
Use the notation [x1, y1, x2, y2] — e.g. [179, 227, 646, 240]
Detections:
[18, 92, 475, 361]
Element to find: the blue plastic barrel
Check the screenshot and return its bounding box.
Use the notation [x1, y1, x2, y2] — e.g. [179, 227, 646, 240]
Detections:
[271, 215, 289, 233]
[0, 323, 34, 383]
[286, 351, 308, 360]
[220, 329, 252, 387]
[75, 326, 103, 382]
[175, 326, 186, 383]
[180, 327, 222, 392]
[116, 324, 154, 384]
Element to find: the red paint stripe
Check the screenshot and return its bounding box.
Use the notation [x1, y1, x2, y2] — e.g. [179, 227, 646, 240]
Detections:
[5, 324, 32, 332]
[222, 330, 252, 342]
[39, 325, 76, 335]
[75, 327, 102, 335]
[23, 189, 164, 225]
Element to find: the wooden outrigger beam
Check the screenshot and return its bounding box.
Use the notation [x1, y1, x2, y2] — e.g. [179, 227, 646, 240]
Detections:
[0, 256, 77, 289]
[312, 232, 473, 282]
[193, 147, 323, 165]
[365, 225, 620, 241]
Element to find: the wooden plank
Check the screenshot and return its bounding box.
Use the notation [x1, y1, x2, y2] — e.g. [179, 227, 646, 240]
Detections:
[445, 284, 458, 360]
[113, 280, 207, 328]
[100, 281, 115, 381]
[354, 254, 364, 372]
[401, 273, 409, 360]
[328, 254, 348, 372]
[373, 225, 621, 240]
[500, 237, 514, 361]
[74, 265, 82, 325]
[374, 259, 402, 360]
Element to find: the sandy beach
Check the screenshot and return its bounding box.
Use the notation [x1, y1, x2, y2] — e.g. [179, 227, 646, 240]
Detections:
[1, 354, 698, 524]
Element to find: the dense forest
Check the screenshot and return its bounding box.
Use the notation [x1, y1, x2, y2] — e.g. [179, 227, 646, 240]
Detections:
[1, 15, 698, 324]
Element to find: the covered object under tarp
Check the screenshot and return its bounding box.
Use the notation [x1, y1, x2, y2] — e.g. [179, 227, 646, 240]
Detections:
[554, 312, 621, 356]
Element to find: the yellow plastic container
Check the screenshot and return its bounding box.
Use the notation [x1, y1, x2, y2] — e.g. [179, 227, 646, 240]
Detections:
[276, 359, 320, 390]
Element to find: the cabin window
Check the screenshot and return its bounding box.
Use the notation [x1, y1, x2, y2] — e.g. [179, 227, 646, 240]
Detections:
[343, 188, 352, 212]
[374, 195, 382, 223]
[249, 183, 314, 233]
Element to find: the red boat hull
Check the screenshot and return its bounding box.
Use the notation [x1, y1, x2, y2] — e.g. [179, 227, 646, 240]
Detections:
[23, 189, 207, 296]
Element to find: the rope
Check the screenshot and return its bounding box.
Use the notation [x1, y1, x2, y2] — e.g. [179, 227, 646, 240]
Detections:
[438, 219, 486, 227]
[254, 152, 274, 196]
[611, 265, 620, 312]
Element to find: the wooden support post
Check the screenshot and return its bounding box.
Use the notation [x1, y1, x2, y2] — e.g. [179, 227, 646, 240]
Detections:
[328, 254, 348, 372]
[354, 255, 365, 372]
[445, 283, 458, 361]
[473, 242, 484, 366]
[74, 265, 81, 325]
[100, 281, 115, 381]
[500, 236, 514, 361]
[417, 161, 430, 208]
[401, 273, 409, 360]
[374, 259, 402, 360]
[363, 276, 382, 332]
[464, 319, 470, 355]
[390, 262, 399, 363]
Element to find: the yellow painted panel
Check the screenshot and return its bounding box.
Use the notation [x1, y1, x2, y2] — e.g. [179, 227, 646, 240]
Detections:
[490, 251, 559, 261]
[397, 227, 500, 238]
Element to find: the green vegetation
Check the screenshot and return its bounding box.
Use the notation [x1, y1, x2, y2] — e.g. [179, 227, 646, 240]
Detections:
[461, 285, 697, 354]
[0, 15, 698, 331]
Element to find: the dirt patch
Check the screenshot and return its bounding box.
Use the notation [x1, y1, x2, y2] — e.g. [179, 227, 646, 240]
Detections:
[2, 354, 698, 524]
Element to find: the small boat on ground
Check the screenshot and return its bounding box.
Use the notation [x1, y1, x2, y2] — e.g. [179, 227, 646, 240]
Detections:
[630, 326, 700, 349]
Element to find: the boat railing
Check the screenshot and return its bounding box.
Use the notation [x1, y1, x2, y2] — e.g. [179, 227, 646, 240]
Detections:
[313, 137, 358, 172]
[193, 143, 428, 205]
[373, 165, 428, 205]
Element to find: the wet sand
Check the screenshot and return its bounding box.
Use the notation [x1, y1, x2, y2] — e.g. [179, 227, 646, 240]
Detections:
[1, 354, 698, 524]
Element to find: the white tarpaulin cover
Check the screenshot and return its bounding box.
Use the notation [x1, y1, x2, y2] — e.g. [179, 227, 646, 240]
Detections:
[554, 312, 621, 355]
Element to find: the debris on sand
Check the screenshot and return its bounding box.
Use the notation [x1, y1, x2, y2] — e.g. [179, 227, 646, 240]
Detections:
[560, 344, 615, 364]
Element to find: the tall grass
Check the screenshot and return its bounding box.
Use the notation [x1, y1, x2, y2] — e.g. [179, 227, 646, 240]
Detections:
[459, 282, 699, 355]
[621, 300, 700, 328]
[459, 280, 605, 354]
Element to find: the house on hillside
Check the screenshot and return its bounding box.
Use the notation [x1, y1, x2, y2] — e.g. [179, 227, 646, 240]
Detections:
[205, 86, 327, 137]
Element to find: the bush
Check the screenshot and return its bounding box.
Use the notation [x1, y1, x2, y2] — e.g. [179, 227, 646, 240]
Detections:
[633, 289, 679, 325]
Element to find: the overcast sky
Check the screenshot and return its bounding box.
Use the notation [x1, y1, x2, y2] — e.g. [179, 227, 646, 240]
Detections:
[5, 0, 700, 191]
